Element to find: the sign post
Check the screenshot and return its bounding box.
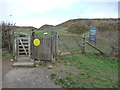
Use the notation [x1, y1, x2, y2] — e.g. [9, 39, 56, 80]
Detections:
[89, 27, 97, 44]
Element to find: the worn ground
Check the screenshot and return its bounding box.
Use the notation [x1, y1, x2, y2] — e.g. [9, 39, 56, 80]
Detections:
[2, 55, 61, 88]
[2, 58, 13, 81]
[3, 68, 60, 88]
[2, 57, 81, 88]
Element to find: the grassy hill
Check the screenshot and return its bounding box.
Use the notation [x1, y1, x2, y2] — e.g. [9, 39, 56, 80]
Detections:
[13, 18, 118, 36]
[37, 18, 118, 35]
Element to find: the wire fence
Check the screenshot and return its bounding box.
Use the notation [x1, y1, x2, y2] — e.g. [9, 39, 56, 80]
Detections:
[57, 34, 118, 58]
[58, 35, 83, 54]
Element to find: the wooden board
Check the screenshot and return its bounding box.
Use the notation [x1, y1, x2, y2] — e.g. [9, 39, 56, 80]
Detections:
[31, 33, 57, 61]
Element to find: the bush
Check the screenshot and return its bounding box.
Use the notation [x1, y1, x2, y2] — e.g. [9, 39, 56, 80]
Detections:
[67, 24, 89, 34]
[1, 22, 15, 52]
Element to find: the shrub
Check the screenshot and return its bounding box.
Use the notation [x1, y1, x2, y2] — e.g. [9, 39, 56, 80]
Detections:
[67, 24, 89, 34]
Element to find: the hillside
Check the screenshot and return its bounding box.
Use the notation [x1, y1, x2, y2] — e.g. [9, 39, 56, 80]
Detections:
[12, 18, 118, 35]
[37, 18, 118, 35]
[38, 24, 54, 30]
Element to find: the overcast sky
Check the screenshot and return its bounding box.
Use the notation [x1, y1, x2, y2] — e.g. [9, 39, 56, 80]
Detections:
[0, 0, 119, 28]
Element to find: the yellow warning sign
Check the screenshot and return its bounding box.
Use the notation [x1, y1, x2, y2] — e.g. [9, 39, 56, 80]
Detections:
[33, 38, 40, 46]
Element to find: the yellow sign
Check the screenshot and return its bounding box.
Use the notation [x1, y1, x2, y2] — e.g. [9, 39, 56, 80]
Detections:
[33, 38, 40, 46]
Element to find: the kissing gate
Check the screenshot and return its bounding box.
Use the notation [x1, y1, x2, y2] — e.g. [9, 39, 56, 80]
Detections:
[13, 32, 58, 62]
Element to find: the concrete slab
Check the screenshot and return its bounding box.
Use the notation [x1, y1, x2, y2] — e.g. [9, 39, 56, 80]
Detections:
[17, 56, 31, 62]
[13, 62, 34, 67]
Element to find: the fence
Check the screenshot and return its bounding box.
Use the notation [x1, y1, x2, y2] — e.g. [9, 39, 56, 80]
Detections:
[58, 35, 83, 55]
[57, 34, 117, 56]
[11, 30, 119, 61]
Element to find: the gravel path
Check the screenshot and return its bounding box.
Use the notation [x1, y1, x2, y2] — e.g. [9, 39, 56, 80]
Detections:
[3, 68, 60, 88]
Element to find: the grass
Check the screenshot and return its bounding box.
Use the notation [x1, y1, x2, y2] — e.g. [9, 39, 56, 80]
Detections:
[51, 54, 118, 88]
[35, 30, 52, 37]
[14, 29, 53, 37]
[0, 51, 13, 58]
[13, 65, 35, 68]
[14, 30, 32, 35]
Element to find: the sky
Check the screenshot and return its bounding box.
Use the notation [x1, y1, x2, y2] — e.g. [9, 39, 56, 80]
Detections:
[0, 0, 119, 28]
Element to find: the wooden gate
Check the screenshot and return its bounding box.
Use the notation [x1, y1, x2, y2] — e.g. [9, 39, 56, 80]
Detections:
[13, 32, 58, 62]
[13, 35, 31, 59]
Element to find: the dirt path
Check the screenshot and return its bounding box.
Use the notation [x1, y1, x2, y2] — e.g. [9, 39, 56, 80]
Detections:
[2, 59, 82, 88]
[2, 54, 61, 88]
[2, 58, 13, 80]
[3, 68, 60, 88]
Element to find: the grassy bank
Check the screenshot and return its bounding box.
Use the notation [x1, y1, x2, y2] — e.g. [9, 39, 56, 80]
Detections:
[51, 54, 118, 88]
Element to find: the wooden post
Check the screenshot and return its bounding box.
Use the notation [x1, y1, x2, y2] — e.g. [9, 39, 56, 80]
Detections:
[14, 35, 17, 61]
[55, 32, 58, 60]
[28, 35, 31, 58]
[86, 41, 104, 55]
[82, 35, 86, 54]
[12, 35, 14, 57]
[31, 31, 35, 59]
[51, 31, 54, 61]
